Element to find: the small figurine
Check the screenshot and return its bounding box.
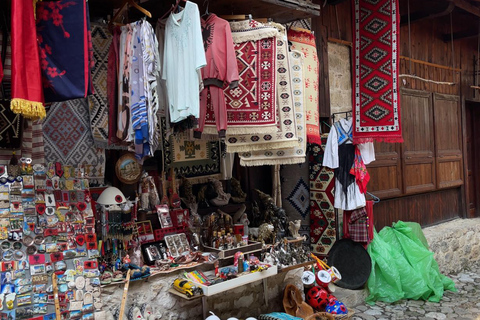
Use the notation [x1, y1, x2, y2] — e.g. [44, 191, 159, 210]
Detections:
[288, 220, 302, 239]
[239, 213, 250, 238]
[123, 255, 131, 266]
[257, 223, 275, 244]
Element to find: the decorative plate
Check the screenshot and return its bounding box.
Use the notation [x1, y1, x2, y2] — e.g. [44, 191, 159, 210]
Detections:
[115, 153, 142, 185]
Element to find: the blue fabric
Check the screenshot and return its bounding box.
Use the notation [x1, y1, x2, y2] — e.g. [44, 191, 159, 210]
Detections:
[334, 121, 353, 145]
[258, 313, 303, 320]
[36, 0, 92, 102]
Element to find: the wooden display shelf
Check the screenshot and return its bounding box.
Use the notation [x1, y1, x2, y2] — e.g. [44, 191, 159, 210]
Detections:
[168, 288, 204, 301]
[203, 240, 263, 259]
[278, 260, 315, 273]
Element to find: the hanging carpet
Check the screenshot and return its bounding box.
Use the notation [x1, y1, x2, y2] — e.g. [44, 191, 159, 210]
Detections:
[239, 50, 306, 166]
[161, 118, 221, 183]
[43, 99, 105, 183]
[352, 0, 403, 143]
[226, 26, 297, 154]
[204, 20, 278, 135]
[36, 0, 93, 103]
[287, 28, 321, 145]
[88, 23, 112, 148]
[309, 135, 336, 257]
[280, 162, 310, 243]
[0, 100, 23, 150]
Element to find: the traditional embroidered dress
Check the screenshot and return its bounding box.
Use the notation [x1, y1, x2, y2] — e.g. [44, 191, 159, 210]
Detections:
[323, 118, 375, 210]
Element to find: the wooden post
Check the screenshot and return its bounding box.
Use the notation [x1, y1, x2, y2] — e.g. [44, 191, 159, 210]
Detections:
[119, 270, 132, 320]
[52, 274, 61, 320]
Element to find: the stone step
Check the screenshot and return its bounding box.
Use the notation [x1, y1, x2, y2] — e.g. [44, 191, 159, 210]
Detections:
[330, 284, 369, 309]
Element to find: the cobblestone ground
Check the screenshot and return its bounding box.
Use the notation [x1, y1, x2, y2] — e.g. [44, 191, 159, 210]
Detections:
[351, 267, 480, 320]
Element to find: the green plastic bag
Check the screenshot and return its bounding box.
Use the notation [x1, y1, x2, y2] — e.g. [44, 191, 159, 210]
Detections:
[366, 221, 456, 304]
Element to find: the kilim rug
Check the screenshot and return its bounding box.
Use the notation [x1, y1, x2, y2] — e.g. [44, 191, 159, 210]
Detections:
[0, 119, 44, 165]
[352, 0, 403, 143]
[0, 100, 23, 150]
[281, 162, 310, 244]
[239, 50, 306, 166]
[43, 99, 105, 183]
[226, 26, 297, 154]
[287, 28, 321, 145]
[204, 20, 278, 135]
[161, 117, 221, 183]
[309, 135, 336, 257]
[88, 23, 111, 148]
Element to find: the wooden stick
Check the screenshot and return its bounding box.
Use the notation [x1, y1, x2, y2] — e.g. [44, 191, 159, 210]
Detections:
[119, 270, 132, 320]
[399, 74, 456, 86]
[52, 274, 61, 320]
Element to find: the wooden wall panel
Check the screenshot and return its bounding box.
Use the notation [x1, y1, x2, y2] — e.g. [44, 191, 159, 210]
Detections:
[368, 142, 402, 199]
[373, 188, 461, 229]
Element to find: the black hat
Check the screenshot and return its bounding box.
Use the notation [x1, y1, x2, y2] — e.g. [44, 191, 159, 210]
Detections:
[327, 239, 372, 290]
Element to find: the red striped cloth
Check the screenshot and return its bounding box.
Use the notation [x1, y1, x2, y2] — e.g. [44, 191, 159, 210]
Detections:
[0, 120, 45, 165]
[343, 201, 374, 246]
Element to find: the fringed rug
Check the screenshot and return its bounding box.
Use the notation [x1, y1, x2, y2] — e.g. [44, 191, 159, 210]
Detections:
[43, 99, 105, 183]
[0, 100, 23, 150]
[88, 24, 111, 148]
[226, 26, 297, 154]
[309, 135, 336, 257]
[352, 0, 402, 143]
[239, 50, 306, 166]
[204, 20, 278, 135]
[287, 28, 321, 145]
[161, 118, 221, 183]
[281, 162, 310, 244]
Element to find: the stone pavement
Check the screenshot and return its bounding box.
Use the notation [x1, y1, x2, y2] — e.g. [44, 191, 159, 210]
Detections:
[351, 266, 480, 320]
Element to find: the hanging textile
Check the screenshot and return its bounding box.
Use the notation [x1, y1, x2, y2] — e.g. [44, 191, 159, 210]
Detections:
[350, 146, 370, 193]
[309, 135, 336, 257]
[287, 28, 320, 145]
[195, 14, 239, 138]
[352, 0, 403, 143]
[161, 118, 221, 183]
[88, 23, 112, 148]
[239, 49, 306, 166]
[36, 0, 93, 103]
[0, 119, 45, 165]
[204, 20, 278, 135]
[116, 25, 133, 141]
[10, 0, 45, 119]
[43, 99, 105, 184]
[343, 200, 374, 245]
[163, 1, 206, 123]
[226, 25, 298, 154]
[0, 100, 23, 150]
[281, 163, 310, 244]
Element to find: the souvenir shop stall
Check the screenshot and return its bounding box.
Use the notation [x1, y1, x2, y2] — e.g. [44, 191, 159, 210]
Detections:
[0, 0, 412, 319]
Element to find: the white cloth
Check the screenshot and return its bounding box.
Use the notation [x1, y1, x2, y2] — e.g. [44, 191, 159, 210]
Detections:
[323, 118, 375, 210]
[163, 1, 206, 123]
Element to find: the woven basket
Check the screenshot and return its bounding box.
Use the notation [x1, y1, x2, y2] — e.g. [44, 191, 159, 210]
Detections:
[305, 311, 355, 320]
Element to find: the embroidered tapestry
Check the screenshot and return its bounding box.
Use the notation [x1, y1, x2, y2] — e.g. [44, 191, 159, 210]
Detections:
[161, 118, 221, 183]
[43, 99, 105, 183]
[309, 135, 336, 257]
[239, 50, 306, 166]
[88, 24, 111, 148]
[0, 101, 23, 150]
[204, 20, 278, 135]
[281, 162, 310, 244]
[36, 0, 92, 102]
[226, 27, 297, 154]
[287, 28, 321, 145]
[352, 0, 403, 143]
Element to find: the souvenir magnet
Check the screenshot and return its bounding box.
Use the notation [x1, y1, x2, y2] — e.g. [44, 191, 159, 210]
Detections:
[69, 300, 82, 311]
[83, 261, 97, 269]
[29, 254, 46, 265]
[50, 252, 64, 262]
[5, 293, 15, 310]
[32, 274, 48, 284]
[0, 293, 3, 311]
[76, 234, 85, 246]
[75, 276, 85, 289]
[75, 290, 83, 301]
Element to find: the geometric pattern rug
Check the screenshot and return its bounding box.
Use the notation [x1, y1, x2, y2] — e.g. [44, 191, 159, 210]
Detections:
[43, 98, 105, 184]
[280, 162, 310, 245]
[0, 100, 23, 150]
[88, 23, 111, 148]
[309, 135, 336, 258]
[161, 117, 221, 183]
[352, 0, 402, 143]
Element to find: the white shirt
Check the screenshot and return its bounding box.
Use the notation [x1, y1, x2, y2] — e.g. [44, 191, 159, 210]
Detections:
[323, 118, 376, 210]
[163, 1, 206, 123]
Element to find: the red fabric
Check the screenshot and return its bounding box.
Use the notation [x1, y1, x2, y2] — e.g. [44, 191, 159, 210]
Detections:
[10, 0, 44, 105]
[0, 57, 3, 84]
[350, 146, 370, 193]
[107, 26, 122, 146]
[352, 0, 403, 143]
[343, 201, 374, 246]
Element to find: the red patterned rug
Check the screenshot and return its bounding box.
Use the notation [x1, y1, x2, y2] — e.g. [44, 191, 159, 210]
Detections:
[352, 0, 403, 143]
[204, 35, 277, 135]
[309, 135, 336, 258]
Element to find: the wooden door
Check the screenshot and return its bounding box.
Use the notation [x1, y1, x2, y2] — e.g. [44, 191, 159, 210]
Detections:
[367, 141, 402, 199]
[433, 94, 463, 189]
[400, 89, 436, 194]
[466, 102, 480, 217]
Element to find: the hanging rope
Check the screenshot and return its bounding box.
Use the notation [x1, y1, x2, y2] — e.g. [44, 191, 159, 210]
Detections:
[400, 0, 456, 86]
[450, 12, 456, 83]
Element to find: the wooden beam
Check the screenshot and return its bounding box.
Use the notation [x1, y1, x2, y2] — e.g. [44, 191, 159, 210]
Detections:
[450, 0, 480, 17]
[400, 2, 455, 26]
[442, 29, 478, 42]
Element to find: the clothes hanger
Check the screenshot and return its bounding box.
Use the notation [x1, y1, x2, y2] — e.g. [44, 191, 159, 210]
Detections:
[110, 0, 152, 27]
[201, 0, 209, 18]
[366, 192, 380, 204]
[159, 0, 186, 20]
